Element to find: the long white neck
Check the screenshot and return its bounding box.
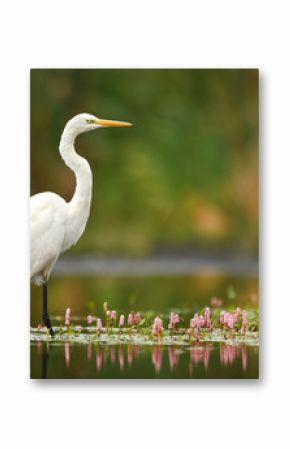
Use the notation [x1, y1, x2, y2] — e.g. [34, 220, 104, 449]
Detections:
[59, 124, 93, 250]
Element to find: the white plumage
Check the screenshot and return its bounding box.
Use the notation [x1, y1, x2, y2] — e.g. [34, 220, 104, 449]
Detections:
[30, 113, 132, 287]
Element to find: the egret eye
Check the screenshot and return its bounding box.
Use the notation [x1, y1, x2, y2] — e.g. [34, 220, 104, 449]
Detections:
[86, 119, 96, 124]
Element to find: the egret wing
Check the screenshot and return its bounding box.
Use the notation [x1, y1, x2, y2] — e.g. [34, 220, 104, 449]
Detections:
[30, 192, 67, 281]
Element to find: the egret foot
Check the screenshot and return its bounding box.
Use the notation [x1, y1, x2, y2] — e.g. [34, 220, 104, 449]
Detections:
[42, 314, 55, 336]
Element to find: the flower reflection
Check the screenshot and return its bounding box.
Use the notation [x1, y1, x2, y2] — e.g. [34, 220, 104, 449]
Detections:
[242, 345, 247, 371]
[168, 346, 179, 370]
[203, 346, 210, 370]
[87, 343, 92, 361]
[127, 345, 133, 366]
[189, 344, 212, 373]
[64, 341, 70, 368]
[60, 342, 250, 376]
[110, 347, 116, 365]
[119, 346, 125, 371]
[96, 347, 102, 371]
[220, 344, 248, 371]
[151, 346, 163, 373]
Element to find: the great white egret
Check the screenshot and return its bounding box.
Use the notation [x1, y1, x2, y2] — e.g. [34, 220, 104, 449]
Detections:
[30, 113, 132, 335]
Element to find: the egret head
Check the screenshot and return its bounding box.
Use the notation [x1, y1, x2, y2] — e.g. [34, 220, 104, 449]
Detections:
[66, 113, 133, 135]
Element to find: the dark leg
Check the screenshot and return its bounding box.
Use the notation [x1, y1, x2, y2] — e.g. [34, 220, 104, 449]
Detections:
[42, 282, 54, 336]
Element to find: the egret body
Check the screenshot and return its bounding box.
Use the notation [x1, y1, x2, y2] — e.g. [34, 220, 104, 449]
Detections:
[30, 113, 132, 334]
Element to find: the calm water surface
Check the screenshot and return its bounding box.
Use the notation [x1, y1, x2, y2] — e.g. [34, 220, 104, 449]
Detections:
[31, 341, 258, 379]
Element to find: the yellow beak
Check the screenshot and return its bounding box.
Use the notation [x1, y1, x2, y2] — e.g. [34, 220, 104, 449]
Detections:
[95, 118, 133, 127]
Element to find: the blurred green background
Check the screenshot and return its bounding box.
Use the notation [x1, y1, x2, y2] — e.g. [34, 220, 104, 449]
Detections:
[31, 69, 258, 256]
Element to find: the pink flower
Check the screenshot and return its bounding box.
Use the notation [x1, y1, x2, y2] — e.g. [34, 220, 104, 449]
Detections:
[204, 307, 211, 328]
[227, 314, 234, 329]
[134, 312, 141, 324]
[87, 314, 93, 325]
[190, 318, 195, 329]
[173, 313, 179, 325]
[106, 310, 111, 318]
[220, 311, 226, 325]
[211, 297, 223, 307]
[65, 307, 71, 326]
[152, 316, 163, 335]
[204, 307, 211, 320]
[111, 310, 117, 320]
[119, 314, 125, 327]
[128, 313, 134, 327]
[96, 318, 102, 331]
[198, 315, 205, 328]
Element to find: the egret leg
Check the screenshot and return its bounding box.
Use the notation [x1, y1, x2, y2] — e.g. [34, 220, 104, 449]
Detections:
[42, 282, 54, 336]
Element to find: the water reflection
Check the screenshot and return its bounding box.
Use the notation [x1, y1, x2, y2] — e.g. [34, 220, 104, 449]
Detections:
[37, 341, 252, 378]
[64, 342, 70, 368]
[151, 346, 163, 373]
[119, 346, 125, 371]
[168, 346, 179, 370]
[87, 343, 93, 361]
[96, 346, 102, 371]
[189, 344, 212, 375]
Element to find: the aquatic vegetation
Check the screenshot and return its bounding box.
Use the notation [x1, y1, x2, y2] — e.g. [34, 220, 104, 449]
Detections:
[31, 302, 259, 347]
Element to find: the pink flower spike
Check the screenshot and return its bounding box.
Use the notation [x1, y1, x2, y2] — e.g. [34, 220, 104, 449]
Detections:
[224, 312, 230, 326]
[211, 297, 223, 307]
[173, 313, 179, 325]
[199, 315, 205, 327]
[128, 313, 133, 327]
[65, 307, 71, 326]
[204, 307, 211, 327]
[96, 318, 102, 331]
[119, 314, 125, 327]
[87, 314, 93, 325]
[111, 310, 117, 320]
[134, 312, 141, 324]
[106, 310, 111, 317]
[103, 302, 108, 312]
[152, 316, 163, 335]
[220, 311, 226, 325]
[190, 318, 195, 329]
[205, 307, 211, 319]
[227, 314, 234, 329]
